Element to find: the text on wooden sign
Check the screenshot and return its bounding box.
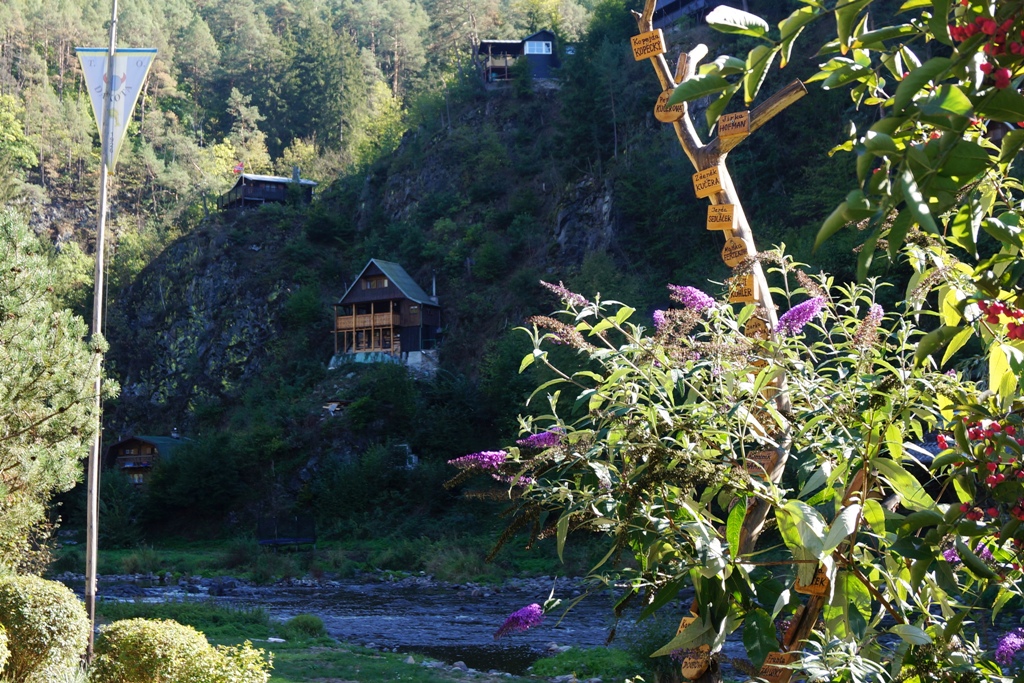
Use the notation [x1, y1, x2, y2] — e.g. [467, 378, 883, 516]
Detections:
[631, 30, 666, 60]
[654, 89, 686, 122]
[718, 111, 750, 138]
[692, 167, 722, 199]
[706, 204, 734, 231]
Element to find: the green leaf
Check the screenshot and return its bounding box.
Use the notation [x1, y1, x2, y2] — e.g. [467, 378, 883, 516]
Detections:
[990, 341, 1018, 402]
[699, 55, 747, 76]
[940, 140, 991, 181]
[822, 63, 872, 90]
[863, 498, 886, 534]
[920, 85, 972, 116]
[778, 7, 816, 68]
[941, 326, 974, 366]
[853, 23, 917, 48]
[998, 129, 1024, 165]
[706, 5, 770, 37]
[650, 617, 713, 657]
[556, 512, 569, 563]
[727, 498, 746, 558]
[667, 74, 730, 106]
[914, 325, 963, 367]
[948, 201, 980, 256]
[900, 167, 939, 234]
[614, 306, 636, 324]
[519, 352, 536, 373]
[874, 459, 936, 511]
[955, 536, 998, 579]
[823, 504, 861, 553]
[893, 57, 952, 114]
[744, 45, 777, 105]
[836, 0, 871, 52]
[887, 210, 913, 259]
[976, 87, 1024, 122]
[743, 609, 776, 669]
[814, 201, 851, 252]
[891, 624, 933, 645]
[982, 216, 1024, 249]
[929, 0, 952, 45]
[705, 82, 740, 130]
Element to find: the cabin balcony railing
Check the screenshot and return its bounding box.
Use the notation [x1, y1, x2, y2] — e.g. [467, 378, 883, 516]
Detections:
[336, 313, 401, 329]
[485, 56, 518, 69]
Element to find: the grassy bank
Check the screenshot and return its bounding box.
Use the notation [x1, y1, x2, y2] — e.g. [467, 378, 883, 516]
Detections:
[93, 600, 638, 683]
[52, 530, 605, 585]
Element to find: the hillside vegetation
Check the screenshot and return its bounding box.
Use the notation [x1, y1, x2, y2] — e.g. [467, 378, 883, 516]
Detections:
[2, 0, 884, 537]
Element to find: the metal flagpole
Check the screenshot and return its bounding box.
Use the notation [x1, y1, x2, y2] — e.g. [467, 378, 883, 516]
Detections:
[85, 0, 118, 662]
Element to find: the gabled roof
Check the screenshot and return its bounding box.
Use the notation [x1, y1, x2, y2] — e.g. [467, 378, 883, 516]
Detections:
[238, 173, 318, 187]
[522, 29, 556, 42]
[337, 259, 436, 306]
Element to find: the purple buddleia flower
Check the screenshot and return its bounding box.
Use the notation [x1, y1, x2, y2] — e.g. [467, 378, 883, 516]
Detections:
[995, 628, 1024, 666]
[942, 547, 961, 565]
[777, 297, 826, 336]
[516, 429, 563, 449]
[667, 285, 715, 313]
[975, 542, 994, 562]
[539, 281, 589, 308]
[448, 451, 507, 471]
[653, 309, 667, 331]
[494, 603, 544, 639]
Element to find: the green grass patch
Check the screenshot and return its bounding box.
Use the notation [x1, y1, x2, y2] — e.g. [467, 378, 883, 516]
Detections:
[269, 644, 528, 683]
[97, 600, 271, 641]
[530, 647, 645, 681]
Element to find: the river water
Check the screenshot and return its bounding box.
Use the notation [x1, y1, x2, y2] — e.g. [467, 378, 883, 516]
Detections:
[72, 573, 745, 676]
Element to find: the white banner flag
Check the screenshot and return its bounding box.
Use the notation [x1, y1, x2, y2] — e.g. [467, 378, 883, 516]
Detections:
[76, 47, 157, 167]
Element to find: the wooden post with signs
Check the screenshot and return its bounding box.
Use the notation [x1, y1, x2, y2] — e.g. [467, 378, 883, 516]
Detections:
[629, 1, 815, 680]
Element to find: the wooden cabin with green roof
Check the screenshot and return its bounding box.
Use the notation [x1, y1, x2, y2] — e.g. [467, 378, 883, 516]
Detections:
[105, 432, 188, 486]
[333, 260, 441, 362]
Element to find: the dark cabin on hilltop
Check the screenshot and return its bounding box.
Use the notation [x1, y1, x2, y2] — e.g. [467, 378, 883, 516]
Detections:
[478, 29, 561, 82]
[104, 432, 189, 486]
[217, 172, 317, 210]
[333, 260, 441, 363]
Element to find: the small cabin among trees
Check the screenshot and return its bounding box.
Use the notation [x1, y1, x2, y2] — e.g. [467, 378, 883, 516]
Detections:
[333, 260, 441, 366]
[104, 432, 189, 486]
[217, 172, 317, 210]
[478, 30, 561, 82]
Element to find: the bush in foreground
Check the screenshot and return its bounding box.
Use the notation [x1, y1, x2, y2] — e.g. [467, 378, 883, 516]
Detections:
[0, 574, 89, 682]
[91, 618, 272, 683]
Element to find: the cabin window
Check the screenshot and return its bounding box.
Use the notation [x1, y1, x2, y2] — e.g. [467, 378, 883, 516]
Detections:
[525, 41, 552, 54]
[123, 448, 135, 455]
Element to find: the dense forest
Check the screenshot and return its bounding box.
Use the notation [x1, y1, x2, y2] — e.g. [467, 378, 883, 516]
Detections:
[0, 0, 880, 538]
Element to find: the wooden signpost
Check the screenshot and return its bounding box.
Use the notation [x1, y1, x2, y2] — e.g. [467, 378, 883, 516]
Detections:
[706, 204, 734, 231]
[745, 450, 778, 478]
[631, 29, 666, 61]
[794, 564, 830, 596]
[758, 652, 798, 683]
[629, 1, 819, 679]
[655, 89, 686, 122]
[692, 167, 722, 199]
[744, 315, 770, 340]
[729, 273, 756, 303]
[718, 111, 750, 138]
[720, 236, 749, 267]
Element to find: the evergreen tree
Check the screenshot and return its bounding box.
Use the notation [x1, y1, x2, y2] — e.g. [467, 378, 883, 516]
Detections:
[0, 209, 104, 572]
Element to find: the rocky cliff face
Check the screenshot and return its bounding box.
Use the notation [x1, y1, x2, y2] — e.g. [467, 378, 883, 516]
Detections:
[104, 89, 623, 435]
[105, 211, 307, 434]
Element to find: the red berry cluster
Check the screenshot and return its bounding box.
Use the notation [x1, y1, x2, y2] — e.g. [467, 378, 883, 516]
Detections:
[979, 300, 1024, 339]
[949, 10, 1020, 88]
[937, 418, 1024, 518]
